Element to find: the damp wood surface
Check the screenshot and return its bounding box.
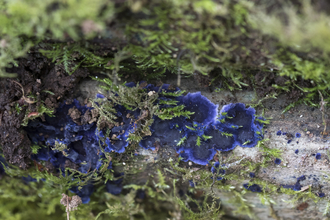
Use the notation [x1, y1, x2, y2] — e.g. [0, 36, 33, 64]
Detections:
[78, 76, 330, 220]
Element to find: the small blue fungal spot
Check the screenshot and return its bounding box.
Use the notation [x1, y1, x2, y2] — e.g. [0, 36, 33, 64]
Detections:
[249, 172, 255, 178]
[189, 180, 196, 187]
[295, 149, 299, 154]
[243, 183, 262, 192]
[295, 132, 301, 138]
[70, 183, 94, 204]
[282, 132, 287, 135]
[274, 158, 281, 165]
[96, 94, 105, 99]
[136, 189, 146, 200]
[276, 130, 282, 136]
[211, 161, 226, 181]
[297, 175, 306, 181]
[282, 175, 305, 191]
[106, 173, 124, 195]
[287, 140, 292, 144]
[317, 192, 325, 198]
[316, 153, 321, 160]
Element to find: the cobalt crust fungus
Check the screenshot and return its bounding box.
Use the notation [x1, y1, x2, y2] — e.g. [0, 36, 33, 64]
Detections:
[20, 82, 265, 202]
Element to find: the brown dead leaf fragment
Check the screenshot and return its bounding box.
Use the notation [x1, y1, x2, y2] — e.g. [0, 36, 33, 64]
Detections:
[297, 202, 309, 211]
[213, 151, 219, 162]
[153, 141, 161, 153]
[81, 109, 91, 124]
[68, 106, 84, 125]
[68, 106, 81, 121]
[28, 112, 39, 118]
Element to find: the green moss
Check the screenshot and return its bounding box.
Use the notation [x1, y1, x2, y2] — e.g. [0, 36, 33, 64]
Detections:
[51, 141, 68, 152]
[21, 103, 55, 127]
[15, 103, 22, 114]
[31, 145, 42, 154]
[90, 97, 118, 131]
[221, 132, 233, 137]
[167, 146, 330, 219]
[157, 105, 195, 120]
[202, 135, 212, 141]
[177, 136, 187, 147]
[0, 0, 115, 77]
[248, 1, 330, 54]
[196, 136, 201, 147]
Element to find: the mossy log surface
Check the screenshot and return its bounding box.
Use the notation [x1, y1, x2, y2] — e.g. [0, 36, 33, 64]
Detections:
[2, 0, 330, 219]
[74, 77, 330, 220]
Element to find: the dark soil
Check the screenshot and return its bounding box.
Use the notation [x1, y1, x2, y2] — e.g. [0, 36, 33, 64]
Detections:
[0, 52, 89, 169]
[68, 106, 82, 125]
[254, 71, 276, 97]
[254, 71, 312, 102]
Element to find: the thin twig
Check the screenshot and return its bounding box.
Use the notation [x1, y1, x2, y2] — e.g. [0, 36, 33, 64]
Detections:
[176, 49, 189, 87]
[318, 90, 328, 134]
[60, 194, 81, 220]
[11, 80, 25, 97]
[10, 80, 36, 104]
[269, 204, 281, 220]
[67, 196, 70, 220]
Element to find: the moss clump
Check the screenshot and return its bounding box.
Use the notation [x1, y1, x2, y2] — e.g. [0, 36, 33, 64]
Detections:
[0, 0, 115, 77]
[21, 103, 55, 126]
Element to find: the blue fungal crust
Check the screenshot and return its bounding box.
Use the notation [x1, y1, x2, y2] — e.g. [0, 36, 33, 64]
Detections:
[211, 161, 226, 180]
[141, 89, 264, 165]
[249, 172, 255, 178]
[24, 82, 265, 200]
[70, 183, 94, 204]
[316, 153, 321, 160]
[218, 103, 263, 148]
[243, 183, 262, 192]
[26, 100, 104, 174]
[182, 92, 218, 126]
[106, 173, 124, 195]
[295, 132, 301, 138]
[276, 130, 282, 136]
[0, 155, 7, 175]
[189, 180, 196, 187]
[282, 175, 306, 191]
[25, 99, 124, 202]
[274, 158, 281, 165]
[295, 149, 299, 154]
